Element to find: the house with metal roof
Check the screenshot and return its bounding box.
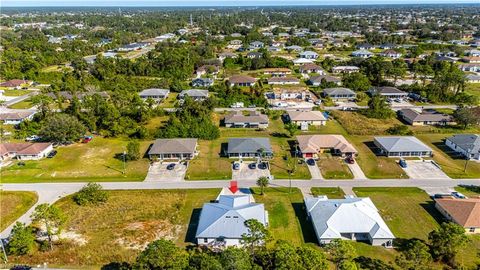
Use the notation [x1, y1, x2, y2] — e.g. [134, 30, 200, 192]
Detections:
[224, 111, 269, 129]
[139, 88, 170, 101]
[305, 196, 394, 247]
[373, 136, 433, 157]
[398, 109, 455, 126]
[322, 88, 356, 101]
[368, 87, 408, 99]
[445, 134, 480, 161]
[435, 197, 480, 234]
[226, 138, 273, 158]
[299, 50, 319, 59]
[148, 138, 198, 160]
[297, 135, 357, 158]
[196, 193, 268, 248]
[178, 89, 209, 101]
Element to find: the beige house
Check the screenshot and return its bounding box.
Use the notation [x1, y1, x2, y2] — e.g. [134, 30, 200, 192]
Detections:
[224, 111, 269, 129]
[286, 111, 327, 127]
[148, 138, 198, 160]
[435, 198, 480, 234]
[296, 135, 358, 158]
[0, 143, 53, 160]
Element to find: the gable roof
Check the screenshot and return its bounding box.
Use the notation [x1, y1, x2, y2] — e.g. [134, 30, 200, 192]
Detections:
[306, 196, 394, 240]
[374, 136, 432, 152]
[148, 138, 197, 155]
[227, 138, 272, 154]
[287, 110, 326, 122]
[323, 87, 356, 96]
[446, 134, 480, 154]
[229, 75, 256, 84]
[0, 143, 52, 156]
[196, 195, 267, 239]
[0, 80, 31, 87]
[139, 88, 169, 97]
[297, 134, 357, 154]
[399, 109, 453, 123]
[436, 198, 480, 227]
[179, 89, 209, 98]
[0, 111, 36, 121]
[299, 63, 323, 72]
[369, 86, 407, 96]
[224, 111, 269, 124]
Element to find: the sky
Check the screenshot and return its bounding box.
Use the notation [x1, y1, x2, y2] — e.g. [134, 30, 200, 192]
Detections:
[2, 0, 479, 7]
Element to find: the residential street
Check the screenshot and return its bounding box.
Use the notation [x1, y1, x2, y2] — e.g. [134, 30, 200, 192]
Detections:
[1, 177, 480, 238]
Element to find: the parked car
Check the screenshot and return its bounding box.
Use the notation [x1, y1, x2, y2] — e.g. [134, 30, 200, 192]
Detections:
[233, 162, 240, 170]
[258, 162, 268, 170]
[306, 159, 316, 166]
[399, 159, 407, 168]
[47, 150, 57, 158]
[25, 135, 39, 141]
[82, 135, 93, 143]
[451, 191, 467, 199]
[166, 163, 176, 170]
[345, 156, 355, 164]
[248, 163, 257, 169]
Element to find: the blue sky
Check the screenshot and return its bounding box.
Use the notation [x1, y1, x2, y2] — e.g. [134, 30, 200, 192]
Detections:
[2, 0, 479, 7]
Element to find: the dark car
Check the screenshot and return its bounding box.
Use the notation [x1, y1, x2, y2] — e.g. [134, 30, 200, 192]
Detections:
[233, 162, 240, 170]
[258, 162, 268, 170]
[11, 266, 32, 270]
[399, 159, 407, 168]
[47, 150, 57, 158]
[306, 159, 315, 166]
[345, 156, 355, 164]
[248, 163, 257, 169]
[166, 163, 176, 170]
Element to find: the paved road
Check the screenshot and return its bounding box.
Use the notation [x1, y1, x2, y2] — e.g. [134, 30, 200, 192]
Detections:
[2, 177, 479, 238]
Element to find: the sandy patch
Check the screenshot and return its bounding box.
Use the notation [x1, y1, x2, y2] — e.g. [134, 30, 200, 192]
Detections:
[115, 220, 182, 250]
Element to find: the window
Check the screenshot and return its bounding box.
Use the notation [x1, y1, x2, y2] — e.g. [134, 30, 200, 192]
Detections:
[204, 238, 208, 243]
[470, 228, 476, 233]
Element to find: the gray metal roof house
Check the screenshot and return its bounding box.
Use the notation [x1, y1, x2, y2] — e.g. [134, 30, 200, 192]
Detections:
[227, 138, 273, 158]
[178, 89, 209, 101]
[139, 88, 170, 100]
[368, 87, 408, 99]
[148, 138, 198, 160]
[374, 136, 433, 157]
[196, 194, 268, 248]
[445, 134, 480, 161]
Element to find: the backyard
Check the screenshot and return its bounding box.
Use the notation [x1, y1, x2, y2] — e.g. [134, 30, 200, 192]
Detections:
[0, 191, 38, 231]
[1, 137, 151, 182]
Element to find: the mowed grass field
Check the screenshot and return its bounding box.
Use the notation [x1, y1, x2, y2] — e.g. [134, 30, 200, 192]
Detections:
[1, 137, 151, 182]
[317, 154, 353, 179]
[353, 187, 480, 269]
[310, 187, 346, 199]
[416, 134, 480, 178]
[0, 191, 38, 231]
[10, 189, 220, 268]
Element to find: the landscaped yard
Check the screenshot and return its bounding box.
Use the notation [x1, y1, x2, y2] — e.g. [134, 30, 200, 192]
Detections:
[10, 189, 220, 268]
[1, 137, 151, 182]
[310, 187, 346, 199]
[416, 134, 480, 178]
[317, 154, 353, 179]
[348, 136, 408, 179]
[0, 191, 38, 231]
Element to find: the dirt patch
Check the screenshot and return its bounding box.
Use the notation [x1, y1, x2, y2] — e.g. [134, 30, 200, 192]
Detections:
[60, 231, 88, 246]
[115, 220, 182, 250]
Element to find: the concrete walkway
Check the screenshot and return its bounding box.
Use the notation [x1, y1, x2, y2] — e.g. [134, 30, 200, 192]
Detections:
[2, 177, 480, 238]
[341, 186, 356, 197]
[347, 163, 367, 180]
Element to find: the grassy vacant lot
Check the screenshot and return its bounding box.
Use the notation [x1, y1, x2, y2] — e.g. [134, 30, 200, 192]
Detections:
[417, 134, 480, 178]
[465, 83, 480, 105]
[310, 187, 345, 199]
[2, 137, 151, 182]
[252, 187, 317, 245]
[317, 154, 353, 179]
[8, 99, 33, 109]
[331, 111, 401, 135]
[348, 136, 407, 179]
[186, 139, 232, 180]
[11, 189, 220, 268]
[0, 191, 38, 231]
[2, 89, 31, 96]
[158, 92, 178, 108]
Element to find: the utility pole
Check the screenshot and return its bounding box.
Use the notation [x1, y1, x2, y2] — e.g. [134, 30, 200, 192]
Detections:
[123, 150, 126, 175]
[464, 148, 471, 173]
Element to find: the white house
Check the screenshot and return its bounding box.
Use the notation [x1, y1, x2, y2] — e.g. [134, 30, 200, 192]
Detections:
[299, 51, 319, 59]
[196, 192, 268, 248]
[0, 143, 53, 160]
[305, 196, 395, 247]
[351, 50, 374, 58]
[0, 111, 36, 125]
[445, 134, 480, 161]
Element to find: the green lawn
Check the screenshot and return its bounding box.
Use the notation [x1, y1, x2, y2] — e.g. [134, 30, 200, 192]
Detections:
[310, 187, 346, 199]
[465, 83, 480, 105]
[416, 134, 480, 178]
[8, 99, 33, 109]
[348, 136, 408, 179]
[317, 154, 353, 179]
[158, 92, 178, 108]
[331, 111, 402, 136]
[0, 191, 38, 231]
[10, 189, 220, 268]
[1, 137, 151, 182]
[455, 186, 480, 198]
[252, 187, 317, 245]
[1, 89, 31, 96]
[186, 138, 232, 180]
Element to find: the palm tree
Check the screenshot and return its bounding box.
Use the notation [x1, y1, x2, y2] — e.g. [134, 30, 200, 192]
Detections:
[256, 176, 269, 195]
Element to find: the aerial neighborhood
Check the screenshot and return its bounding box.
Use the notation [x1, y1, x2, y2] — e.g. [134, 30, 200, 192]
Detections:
[0, 3, 480, 270]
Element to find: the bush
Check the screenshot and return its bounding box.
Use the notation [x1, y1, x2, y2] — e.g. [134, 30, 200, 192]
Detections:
[126, 140, 141, 161]
[73, 183, 109, 206]
[387, 124, 413, 135]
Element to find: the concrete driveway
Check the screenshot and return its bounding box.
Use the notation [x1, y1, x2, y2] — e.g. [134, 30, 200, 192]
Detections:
[347, 162, 367, 180]
[232, 161, 271, 181]
[144, 161, 187, 181]
[402, 160, 450, 179]
[306, 161, 323, 179]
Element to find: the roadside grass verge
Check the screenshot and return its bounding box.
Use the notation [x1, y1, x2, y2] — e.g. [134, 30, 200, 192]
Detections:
[0, 191, 38, 231]
[1, 137, 150, 183]
[310, 187, 345, 199]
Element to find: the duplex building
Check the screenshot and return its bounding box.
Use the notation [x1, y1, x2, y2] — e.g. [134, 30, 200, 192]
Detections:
[297, 135, 357, 158]
[398, 109, 454, 126]
[286, 111, 327, 127]
[305, 196, 394, 247]
[0, 143, 53, 160]
[322, 88, 356, 101]
[148, 138, 198, 160]
[224, 111, 269, 129]
[374, 136, 433, 157]
[332, 66, 360, 74]
[226, 138, 273, 158]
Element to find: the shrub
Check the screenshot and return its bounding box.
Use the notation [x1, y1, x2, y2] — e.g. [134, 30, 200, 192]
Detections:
[73, 183, 109, 206]
[387, 124, 413, 135]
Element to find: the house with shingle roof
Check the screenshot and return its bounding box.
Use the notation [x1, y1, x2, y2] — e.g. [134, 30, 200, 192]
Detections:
[332, 66, 359, 74]
[139, 88, 170, 101]
[308, 75, 341, 86]
[148, 138, 198, 160]
[297, 134, 357, 158]
[398, 109, 455, 126]
[435, 198, 480, 234]
[229, 75, 256, 87]
[178, 89, 209, 101]
[0, 142, 53, 160]
[299, 50, 319, 59]
[445, 134, 480, 161]
[305, 196, 394, 246]
[368, 87, 408, 99]
[0, 80, 33, 89]
[287, 111, 327, 127]
[0, 111, 36, 125]
[299, 63, 325, 74]
[374, 136, 433, 157]
[322, 88, 356, 101]
[226, 138, 272, 158]
[351, 50, 374, 58]
[196, 192, 268, 247]
[224, 111, 269, 129]
[267, 77, 300, 85]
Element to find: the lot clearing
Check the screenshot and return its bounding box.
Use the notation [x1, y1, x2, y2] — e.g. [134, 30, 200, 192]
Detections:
[10, 189, 220, 268]
[402, 160, 450, 179]
[1, 137, 151, 183]
[0, 191, 38, 231]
